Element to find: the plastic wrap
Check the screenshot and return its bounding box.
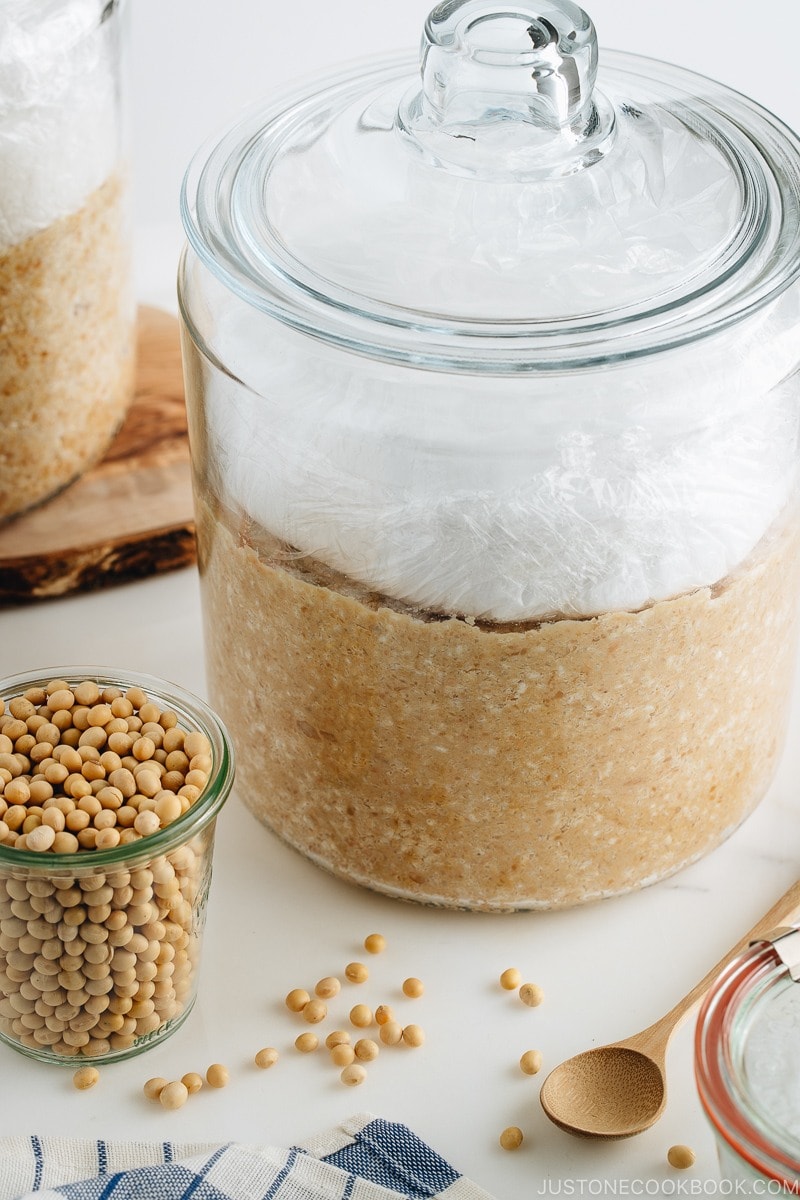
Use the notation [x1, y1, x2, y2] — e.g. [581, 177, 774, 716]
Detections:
[0, 0, 117, 250]
[191, 260, 800, 621]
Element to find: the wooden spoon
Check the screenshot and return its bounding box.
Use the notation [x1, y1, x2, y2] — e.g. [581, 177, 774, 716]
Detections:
[539, 878, 800, 1139]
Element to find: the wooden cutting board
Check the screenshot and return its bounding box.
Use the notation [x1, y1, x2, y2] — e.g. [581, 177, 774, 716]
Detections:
[0, 306, 196, 606]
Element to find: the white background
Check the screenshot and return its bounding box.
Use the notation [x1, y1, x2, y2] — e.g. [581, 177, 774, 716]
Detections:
[3, 2, 800, 1199]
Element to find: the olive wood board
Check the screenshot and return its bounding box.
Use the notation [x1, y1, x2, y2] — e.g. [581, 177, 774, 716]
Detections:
[0, 306, 196, 606]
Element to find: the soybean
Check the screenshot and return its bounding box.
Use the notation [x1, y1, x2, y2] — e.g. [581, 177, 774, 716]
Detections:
[354, 1038, 379, 1062]
[295, 1032, 319, 1053]
[159, 1081, 189, 1110]
[667, 1146, 696, 1170]
[519, 983, 544, 1008]
[143, 1076, 168, 1101]
[379, 1020, 403, 1046]
[331, 1042, 355, 1067]
[285, 989, 310, 1013]
[499, 1127, 523, 1151]
[72, 1066, 99, 1090]
[206, 1063, 229, 1088]
[519, 1050, 543, 1076]
[255, 1047, 279, 1069]
[302, 998, 327, 1024]
[350, 1004, 373, 1028]
[314, 977, 340, 1000]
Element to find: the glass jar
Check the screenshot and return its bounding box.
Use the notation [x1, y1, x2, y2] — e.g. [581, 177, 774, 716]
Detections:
[0, 668, 234, 1065]
[695, 929, 800, 1190]
[178, 0, 800, 911]
[0, 0, 135, 522]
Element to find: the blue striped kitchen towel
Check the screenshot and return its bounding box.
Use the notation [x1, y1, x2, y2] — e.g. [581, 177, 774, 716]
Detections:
[0, 1114, 494, 1200]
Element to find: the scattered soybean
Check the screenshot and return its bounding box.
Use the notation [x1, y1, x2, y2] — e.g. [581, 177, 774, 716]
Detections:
[667, 1145, 696, 1170]
[519, 983, 544, 1008]
[499, 1127, 524, 1151]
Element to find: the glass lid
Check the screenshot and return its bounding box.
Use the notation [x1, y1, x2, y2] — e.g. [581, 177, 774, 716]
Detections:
[182, 0, 800, 370]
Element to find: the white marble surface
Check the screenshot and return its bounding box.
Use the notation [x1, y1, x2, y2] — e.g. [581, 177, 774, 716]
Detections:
[3, 1, 800, 1197]
[3, 572, 800, 1196]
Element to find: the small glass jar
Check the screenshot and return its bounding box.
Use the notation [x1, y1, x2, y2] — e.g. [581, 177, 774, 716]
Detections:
[695, 930, 800, 1189]
[179, 0, 800, 911]
[0, 668, 234, 1065]
[0, 0, 135, 522]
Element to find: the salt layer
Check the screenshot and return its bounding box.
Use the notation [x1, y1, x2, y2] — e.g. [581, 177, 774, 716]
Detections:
[196, 281, 800, 622]
[0, 0, 117, 251]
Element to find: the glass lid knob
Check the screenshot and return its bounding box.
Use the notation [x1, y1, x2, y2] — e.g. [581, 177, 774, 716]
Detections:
[396, 0, 616, 179]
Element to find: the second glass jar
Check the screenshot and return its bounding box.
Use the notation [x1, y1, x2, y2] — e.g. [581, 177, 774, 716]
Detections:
[0, 0, 135, 522]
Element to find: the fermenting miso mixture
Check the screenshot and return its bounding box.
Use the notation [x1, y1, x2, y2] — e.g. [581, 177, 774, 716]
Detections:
[180, 0, 800, 909]
[0, 0, 134, 521]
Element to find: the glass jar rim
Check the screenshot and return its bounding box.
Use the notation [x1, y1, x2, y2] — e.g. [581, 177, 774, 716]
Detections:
[695, 940, 800, 1185]
[181, 45, 800, 375]
[0, 665, 234, 874]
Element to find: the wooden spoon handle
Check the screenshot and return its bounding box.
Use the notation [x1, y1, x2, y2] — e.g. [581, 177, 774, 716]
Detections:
[634, 877, 800, 1055]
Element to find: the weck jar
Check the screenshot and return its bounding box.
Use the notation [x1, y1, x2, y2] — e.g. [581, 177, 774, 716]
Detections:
[0, 0, 135, 522]
[696, 928, 800, 1191]
[178, 0, 800, 911]
[0, 667, 234, 1065]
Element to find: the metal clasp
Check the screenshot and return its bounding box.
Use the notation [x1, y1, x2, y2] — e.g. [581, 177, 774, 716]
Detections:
[753, 927, 800, 982]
